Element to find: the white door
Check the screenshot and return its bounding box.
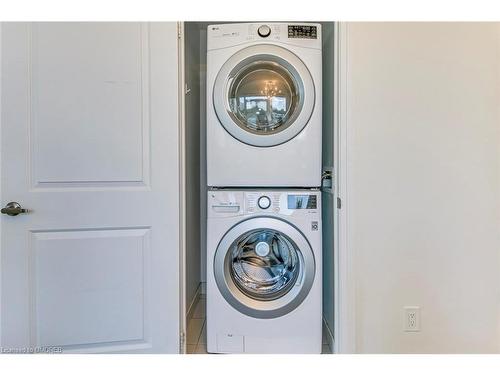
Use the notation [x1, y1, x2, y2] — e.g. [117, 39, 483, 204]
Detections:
[0, 22, 182, 353]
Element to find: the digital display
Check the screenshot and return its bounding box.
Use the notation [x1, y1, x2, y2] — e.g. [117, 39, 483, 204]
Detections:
[287, 195, 317, 209]
[288, 25, 317, 39]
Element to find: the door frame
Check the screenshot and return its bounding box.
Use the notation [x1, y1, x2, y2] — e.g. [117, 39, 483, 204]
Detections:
[333, 22, 356, 354]
[0, 24, 3, 345]
[178, 21, 187, 354]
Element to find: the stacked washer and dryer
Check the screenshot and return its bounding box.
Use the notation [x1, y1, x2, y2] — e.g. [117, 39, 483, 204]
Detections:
[206, 23, 323, 354]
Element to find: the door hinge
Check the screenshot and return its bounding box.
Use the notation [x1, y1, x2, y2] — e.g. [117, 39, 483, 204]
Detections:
[180, 331, 186, 349]
[337, 197, 342, 209]
[177, 23, 182, 39]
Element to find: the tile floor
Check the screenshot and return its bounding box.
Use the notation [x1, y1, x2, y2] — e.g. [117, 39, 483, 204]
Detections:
[186, 294, 332, 354]
[186, 294, 207, 354]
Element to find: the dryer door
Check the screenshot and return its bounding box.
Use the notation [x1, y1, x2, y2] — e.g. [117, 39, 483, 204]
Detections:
[214, 217, 315, 319]
[213, 45, 315, 147]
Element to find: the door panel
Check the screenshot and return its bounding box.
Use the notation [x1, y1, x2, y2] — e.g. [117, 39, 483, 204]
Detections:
[1, 22, 181, 353]
[32, 228, 149, 348]
[31, 23, 148, 186]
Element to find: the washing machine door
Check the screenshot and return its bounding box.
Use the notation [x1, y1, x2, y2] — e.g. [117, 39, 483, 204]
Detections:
[214, 217, 315, 319]
[213, 44, 315, 147]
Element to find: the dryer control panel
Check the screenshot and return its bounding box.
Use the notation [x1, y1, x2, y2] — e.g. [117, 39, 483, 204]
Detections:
[207, 23, 322, 51]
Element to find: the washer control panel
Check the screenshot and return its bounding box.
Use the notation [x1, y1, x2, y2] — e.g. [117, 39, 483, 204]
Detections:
[244, 191, 319, 215]
[208, 190, 320, 218]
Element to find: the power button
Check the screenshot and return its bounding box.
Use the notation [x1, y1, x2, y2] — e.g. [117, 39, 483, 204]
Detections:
[258, 25, 271, 38]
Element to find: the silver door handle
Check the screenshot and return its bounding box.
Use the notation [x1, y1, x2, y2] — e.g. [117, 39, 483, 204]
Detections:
[1, 202, 28, 216]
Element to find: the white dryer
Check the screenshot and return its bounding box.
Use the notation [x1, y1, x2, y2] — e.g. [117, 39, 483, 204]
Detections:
[206, 189, 322, 353]
[207, 23, 322, 187]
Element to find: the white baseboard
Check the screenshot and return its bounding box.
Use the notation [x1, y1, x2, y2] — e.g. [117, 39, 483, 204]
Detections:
[323, 316, 335, 354]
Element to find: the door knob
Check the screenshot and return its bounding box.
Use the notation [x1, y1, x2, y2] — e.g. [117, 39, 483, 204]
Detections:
[1, 202, 28, 216]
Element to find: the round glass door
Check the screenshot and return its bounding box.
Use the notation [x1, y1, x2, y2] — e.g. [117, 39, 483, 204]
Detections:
[228, 61, 301, 135]
[214, 217, 315, 319]
[213, 45, 315, 147]
[229, 229, 300, 301]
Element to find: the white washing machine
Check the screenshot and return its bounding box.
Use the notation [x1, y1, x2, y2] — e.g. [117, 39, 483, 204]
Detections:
[206, 189, 322, 353]
[207, 23, 322, 187]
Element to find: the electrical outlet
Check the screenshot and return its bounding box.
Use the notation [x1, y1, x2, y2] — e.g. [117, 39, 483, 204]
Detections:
[404, 306, 420, 332]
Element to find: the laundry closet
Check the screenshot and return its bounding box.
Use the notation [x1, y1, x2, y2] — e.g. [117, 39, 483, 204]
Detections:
[182, 22, 338, 354]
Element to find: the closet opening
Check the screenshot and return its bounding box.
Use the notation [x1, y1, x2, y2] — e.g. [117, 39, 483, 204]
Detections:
[182, 21, 337, 354]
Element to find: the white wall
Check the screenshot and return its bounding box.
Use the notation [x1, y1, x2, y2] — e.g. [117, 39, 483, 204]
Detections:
[346, 22, 500, 353]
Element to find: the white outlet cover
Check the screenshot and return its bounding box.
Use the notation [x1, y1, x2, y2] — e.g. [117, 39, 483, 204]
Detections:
[404, 306, 421, 332]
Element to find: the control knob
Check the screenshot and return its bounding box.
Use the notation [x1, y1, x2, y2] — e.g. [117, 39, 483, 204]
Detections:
[258, 25, 271, 38]
[258, 195, 271, 209]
